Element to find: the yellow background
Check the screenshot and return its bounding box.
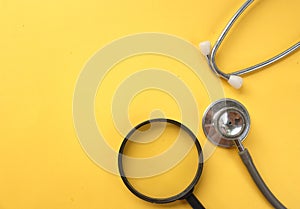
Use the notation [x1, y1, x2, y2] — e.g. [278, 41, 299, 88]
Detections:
[1, 0, 299, 208]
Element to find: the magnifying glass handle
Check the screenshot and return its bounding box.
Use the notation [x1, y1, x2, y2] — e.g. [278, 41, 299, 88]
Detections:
[185, 193, 205, 209]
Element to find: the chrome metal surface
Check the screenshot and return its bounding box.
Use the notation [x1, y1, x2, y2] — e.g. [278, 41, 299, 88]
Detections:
[217, 108, 246, 138]
[202, 98, 250, 148]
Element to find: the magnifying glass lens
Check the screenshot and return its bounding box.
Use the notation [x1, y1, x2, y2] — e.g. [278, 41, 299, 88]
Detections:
[119, 120, 201, 201]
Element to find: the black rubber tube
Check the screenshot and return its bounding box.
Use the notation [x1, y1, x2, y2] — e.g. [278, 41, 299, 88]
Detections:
[239, 149, 286, 209]
[185, 193, 205, 209]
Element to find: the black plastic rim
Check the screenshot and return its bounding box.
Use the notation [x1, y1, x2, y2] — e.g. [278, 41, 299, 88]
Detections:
[118, 118, 204, 204]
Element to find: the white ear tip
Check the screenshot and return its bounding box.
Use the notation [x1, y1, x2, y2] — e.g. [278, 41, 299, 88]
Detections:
[199, 41, 211, 56]
[228, 75, 243, 89]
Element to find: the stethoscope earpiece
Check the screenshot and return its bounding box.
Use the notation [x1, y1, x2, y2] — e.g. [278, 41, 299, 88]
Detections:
[227, 75, 243, 89]
[199, 41, 211, 56]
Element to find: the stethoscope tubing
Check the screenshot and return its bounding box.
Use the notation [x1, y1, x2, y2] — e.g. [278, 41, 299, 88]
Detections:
[239, 149, 286, 209]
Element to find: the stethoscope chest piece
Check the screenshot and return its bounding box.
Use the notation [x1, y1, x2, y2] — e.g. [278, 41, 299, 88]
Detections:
[202, 98, 250, 148]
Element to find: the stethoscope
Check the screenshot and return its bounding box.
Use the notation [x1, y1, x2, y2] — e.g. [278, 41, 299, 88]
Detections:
[118, 0, 298, 208]
[201, 0, 298, 208]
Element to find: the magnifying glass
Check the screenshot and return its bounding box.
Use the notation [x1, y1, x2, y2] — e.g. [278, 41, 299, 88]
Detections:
[118, 118, 205, 209]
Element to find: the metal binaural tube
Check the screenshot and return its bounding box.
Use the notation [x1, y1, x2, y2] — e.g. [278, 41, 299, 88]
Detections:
[205, 0, 300, 83]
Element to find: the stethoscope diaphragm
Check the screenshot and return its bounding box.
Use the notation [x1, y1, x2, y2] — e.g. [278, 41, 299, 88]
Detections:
[202, 98, 250, 148]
